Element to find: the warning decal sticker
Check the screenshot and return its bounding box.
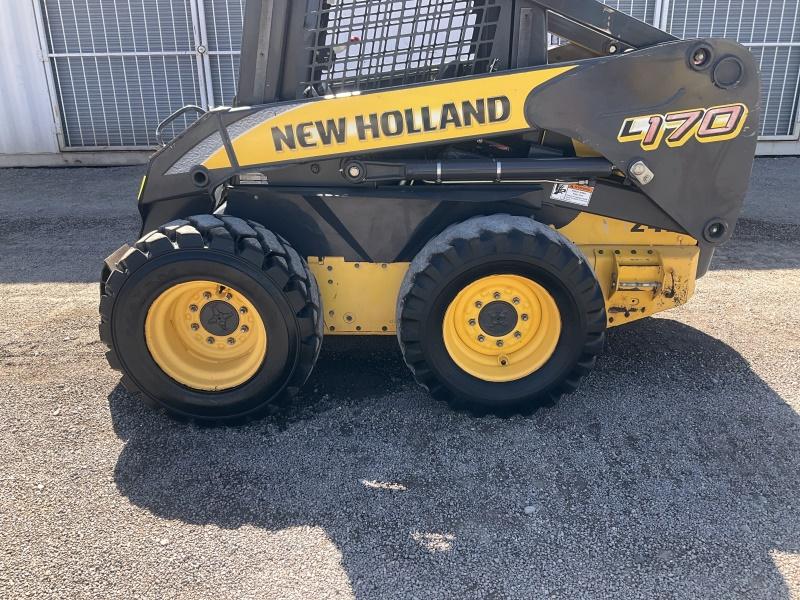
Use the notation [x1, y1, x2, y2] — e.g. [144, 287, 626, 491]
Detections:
[550, 183, 594, 207]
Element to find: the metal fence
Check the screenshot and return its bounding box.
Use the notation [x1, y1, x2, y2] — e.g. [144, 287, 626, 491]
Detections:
[662, 0, 800, 139]
[204, 0, 246, 111]
[601, 0, 658, 25]
[36, 0, 800, 149]
[36, 0, 244, 148]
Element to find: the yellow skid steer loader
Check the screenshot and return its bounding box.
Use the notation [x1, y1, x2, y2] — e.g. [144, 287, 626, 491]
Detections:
[100, 0, 759, 422]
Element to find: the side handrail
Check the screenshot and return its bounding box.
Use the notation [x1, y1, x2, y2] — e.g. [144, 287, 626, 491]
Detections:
[156, 105, 207, 147]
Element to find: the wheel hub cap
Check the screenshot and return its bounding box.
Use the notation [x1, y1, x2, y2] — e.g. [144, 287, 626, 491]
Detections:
[145, 280, 267, 391]
[478, 301, 518, 337]
[442, 274, 562, 383]
[200, 300, 240, 336]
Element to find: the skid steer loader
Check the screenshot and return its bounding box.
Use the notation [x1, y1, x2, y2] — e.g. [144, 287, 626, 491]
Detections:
[100, 0, 759, 422]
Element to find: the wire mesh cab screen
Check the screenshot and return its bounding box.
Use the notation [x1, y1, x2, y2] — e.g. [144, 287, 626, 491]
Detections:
[303, 0, 504, 96]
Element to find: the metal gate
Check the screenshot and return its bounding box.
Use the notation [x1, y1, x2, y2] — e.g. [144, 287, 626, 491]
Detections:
[35, 0, 245, 148]
[36, 0, 800, 149]
[600, 0, 658, 25]
[661, 0, 800, 141]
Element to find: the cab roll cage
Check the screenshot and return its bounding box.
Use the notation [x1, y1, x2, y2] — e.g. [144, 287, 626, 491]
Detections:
[236, 0, 677, 106]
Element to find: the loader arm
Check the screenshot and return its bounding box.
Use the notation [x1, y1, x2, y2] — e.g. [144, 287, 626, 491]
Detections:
[138, 36, 759, 257]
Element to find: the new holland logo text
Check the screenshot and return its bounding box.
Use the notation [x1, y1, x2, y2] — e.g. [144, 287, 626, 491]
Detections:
[271, 96, 511, 152]
[618, 103, 748, 151]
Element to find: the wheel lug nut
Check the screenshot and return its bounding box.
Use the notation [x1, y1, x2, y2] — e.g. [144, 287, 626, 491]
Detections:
[239, 307, 248, 315]
[512, 297, 520, 305]
[203, 292, 212, 300]
[225, 293, 232, 300]
[240, 325, 249, 333]
[191, 323, 200, 331]
[514, 331, 522, 339]
[468, 319, 476, 326]
[477, 335, 486, 342]
[206, 336, 215, 345]
[475, 301, 483, 308]
[227, 337, 235, 345]
[189, 304, 199, 312]
[496, 340, 504, 347]
[521, 314, 529, 321]
[493, 292, 501, 299]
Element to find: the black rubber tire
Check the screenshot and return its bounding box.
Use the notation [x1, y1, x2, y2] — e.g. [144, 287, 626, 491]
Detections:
[396, 215, 606, 416]
[99, 215, 323, 423]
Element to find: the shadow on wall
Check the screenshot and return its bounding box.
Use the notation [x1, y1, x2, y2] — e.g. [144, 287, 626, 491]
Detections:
[109, 319, 799, 598]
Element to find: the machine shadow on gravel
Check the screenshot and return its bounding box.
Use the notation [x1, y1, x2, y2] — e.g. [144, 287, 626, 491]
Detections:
[108, 319, 800, 598]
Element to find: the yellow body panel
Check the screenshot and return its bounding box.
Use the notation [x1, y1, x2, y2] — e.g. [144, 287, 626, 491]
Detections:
[558, 212, 697, 246]
[204, 65, 575, 170]
[582, 245, 700, 326]
[309, 214, 700, 335]
[308, 257, 409, 334]
[571, 139, 603, 157]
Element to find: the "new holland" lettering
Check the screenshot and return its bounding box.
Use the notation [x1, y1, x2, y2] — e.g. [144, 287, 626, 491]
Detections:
[271, 96, 511, 152]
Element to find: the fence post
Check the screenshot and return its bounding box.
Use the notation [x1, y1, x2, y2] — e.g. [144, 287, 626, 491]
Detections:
[654, 0, 671, 31]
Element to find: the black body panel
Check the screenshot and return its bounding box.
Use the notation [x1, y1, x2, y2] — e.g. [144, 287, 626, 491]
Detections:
[524, 38, 759, 245]
[135, 1, 757, 286]
[223, 181, 685, 263]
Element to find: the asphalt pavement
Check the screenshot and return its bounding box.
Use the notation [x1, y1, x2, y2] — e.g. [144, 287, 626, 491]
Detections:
[0, 159, 798, 599]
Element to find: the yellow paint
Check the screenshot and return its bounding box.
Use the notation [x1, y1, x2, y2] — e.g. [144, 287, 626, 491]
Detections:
[307, 215, 700, 335]
[572, 139, 603, 157]
[442, 274, 561, 382]
[697, 103, 749, 144]
[712, 113, 730, 128]
[144, 280, 267, 391]
[203, 65, 575, 170]
[585, 245, 700, 326]
[308, 257, 408, 335]
[557, 212, 697, 246]
[137, 175, 147, 201]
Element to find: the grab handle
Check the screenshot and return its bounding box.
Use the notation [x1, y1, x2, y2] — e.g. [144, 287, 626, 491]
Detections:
[156, 105, 207, 147]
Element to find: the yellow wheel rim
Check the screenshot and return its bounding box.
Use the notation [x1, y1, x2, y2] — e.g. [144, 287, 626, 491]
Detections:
[442, 274, 561, 383]
[145, 280, 267, 391]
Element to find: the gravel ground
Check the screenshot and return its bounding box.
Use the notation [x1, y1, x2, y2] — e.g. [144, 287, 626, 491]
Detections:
[0, 160, 798, 599]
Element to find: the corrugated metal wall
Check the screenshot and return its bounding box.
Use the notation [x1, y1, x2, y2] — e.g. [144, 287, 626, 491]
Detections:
[663, 0, 800, 139]
[34, 0, 800, 150]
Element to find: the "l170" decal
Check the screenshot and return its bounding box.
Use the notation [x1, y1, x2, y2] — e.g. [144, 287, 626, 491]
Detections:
[618, 103, 748, 151]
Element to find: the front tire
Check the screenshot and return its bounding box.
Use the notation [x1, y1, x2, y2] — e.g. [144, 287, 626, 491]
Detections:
[397, 215, 606, 416]
[99, 215, 323, 423]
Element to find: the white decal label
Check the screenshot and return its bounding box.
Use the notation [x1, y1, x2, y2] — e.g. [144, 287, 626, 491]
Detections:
[550, 183, 594, 207]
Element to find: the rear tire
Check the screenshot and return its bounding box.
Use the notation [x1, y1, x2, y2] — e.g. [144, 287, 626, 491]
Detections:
[100, 215, 323, 423]
[397, 215, 606, 416]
